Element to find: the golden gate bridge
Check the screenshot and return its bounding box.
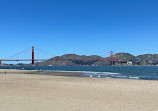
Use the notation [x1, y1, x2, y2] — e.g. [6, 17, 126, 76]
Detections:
[0, 46, 128, 66]
[0, 46, 48, 66]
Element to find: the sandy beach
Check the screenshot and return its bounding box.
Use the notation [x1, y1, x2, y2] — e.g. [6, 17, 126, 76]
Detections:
[0, 69, 158, 111]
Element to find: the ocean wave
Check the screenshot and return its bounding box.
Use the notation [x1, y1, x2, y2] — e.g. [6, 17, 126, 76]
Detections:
[129, 76, 139, 79]
[42, 70, 120, 75]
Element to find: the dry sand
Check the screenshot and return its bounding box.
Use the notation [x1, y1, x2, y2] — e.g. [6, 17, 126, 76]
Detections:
[0, 69, 158, 111]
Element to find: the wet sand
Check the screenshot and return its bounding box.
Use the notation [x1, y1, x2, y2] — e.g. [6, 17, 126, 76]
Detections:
[0, 69, 158, 111]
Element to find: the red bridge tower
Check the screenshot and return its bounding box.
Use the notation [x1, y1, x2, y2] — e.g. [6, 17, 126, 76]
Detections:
[32, 46, 35, 66]
[110, 51, 114, 66]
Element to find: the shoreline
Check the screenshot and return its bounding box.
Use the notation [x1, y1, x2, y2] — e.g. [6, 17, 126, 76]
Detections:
[0, 69, 84, 77]
[1, 66, 158, 81]
[0, 69, 155, 81]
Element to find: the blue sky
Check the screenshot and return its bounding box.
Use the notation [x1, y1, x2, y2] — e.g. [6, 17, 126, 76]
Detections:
[0, 0, 158, 60]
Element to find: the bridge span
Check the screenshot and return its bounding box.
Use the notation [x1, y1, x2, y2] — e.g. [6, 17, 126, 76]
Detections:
[0, 46, 49, 66]
[0, 46, 129, 66]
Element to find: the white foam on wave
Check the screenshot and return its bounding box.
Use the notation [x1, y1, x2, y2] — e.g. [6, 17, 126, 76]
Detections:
[105, 77, 111, 78]
[42, 70, 141, 80]
[42, 70, 120, 75]
[129, 76, 139, 79]
[117, 76, 127, 78]
[104, 72, 120, 75]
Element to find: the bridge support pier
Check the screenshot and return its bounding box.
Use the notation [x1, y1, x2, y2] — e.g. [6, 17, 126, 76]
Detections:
[0, 60, 3, 66]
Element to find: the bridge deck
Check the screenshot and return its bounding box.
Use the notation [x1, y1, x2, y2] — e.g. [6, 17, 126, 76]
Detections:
[2, 59, 47, 61]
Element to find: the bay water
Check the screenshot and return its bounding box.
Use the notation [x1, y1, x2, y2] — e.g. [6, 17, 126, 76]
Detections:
[1, 66, 158, 80]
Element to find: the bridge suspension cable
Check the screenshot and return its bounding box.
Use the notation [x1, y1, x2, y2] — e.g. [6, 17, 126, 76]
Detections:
[4, 47, 32, 60]
[35, 47, 56, 57]
[1, 46, 116, 66]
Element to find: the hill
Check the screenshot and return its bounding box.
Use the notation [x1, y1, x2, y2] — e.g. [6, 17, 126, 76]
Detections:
[36, 53, 158, 66]
[36, 54, 104, 66]
[136, 54, 158, 65]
